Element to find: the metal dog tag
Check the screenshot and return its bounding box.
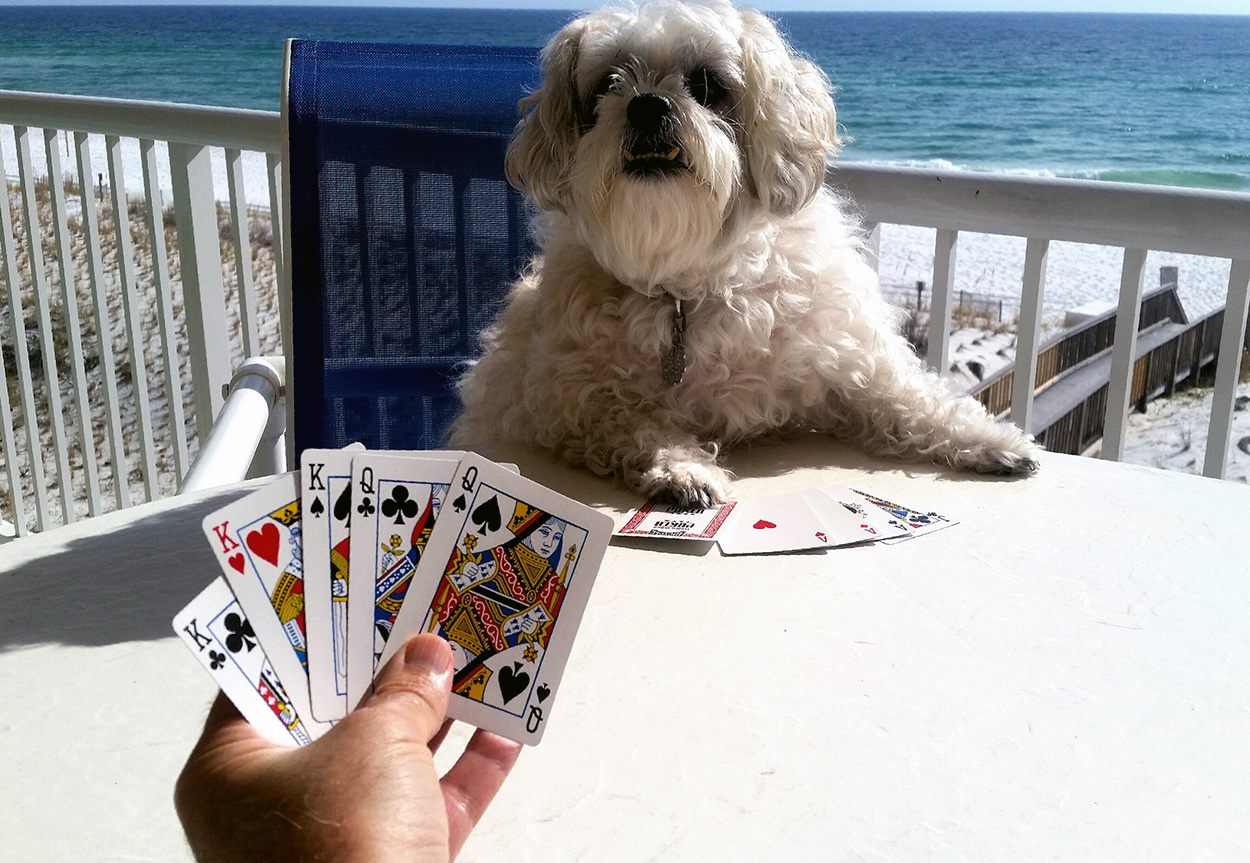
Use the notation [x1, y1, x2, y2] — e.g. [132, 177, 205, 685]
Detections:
[662, 297, 687, 386]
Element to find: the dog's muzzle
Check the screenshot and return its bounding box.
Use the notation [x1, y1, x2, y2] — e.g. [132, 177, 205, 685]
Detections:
[623, 93, 685, 177]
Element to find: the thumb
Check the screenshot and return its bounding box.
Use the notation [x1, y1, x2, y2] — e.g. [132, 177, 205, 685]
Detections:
[361, 634, 455, 744]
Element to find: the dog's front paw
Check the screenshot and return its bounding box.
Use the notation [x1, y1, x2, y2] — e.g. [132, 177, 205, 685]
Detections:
[964, 435, 1043, 477]
[636, 448, 734, 507]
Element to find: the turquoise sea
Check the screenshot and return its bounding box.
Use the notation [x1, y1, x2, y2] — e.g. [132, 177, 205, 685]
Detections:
[2, 6, 1248, 191]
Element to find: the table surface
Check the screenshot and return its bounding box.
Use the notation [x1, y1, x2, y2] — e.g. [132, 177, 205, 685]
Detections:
[3, 438, 1249, 862]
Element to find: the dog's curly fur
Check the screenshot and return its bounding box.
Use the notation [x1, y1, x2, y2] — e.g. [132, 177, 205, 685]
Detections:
[450, 0, 1041, 505]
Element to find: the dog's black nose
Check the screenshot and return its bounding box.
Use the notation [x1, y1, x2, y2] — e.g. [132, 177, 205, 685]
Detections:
[626, 93, 672, 134]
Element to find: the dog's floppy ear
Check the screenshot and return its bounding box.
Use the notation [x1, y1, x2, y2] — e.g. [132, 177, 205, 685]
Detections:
[737, 9, 840, 216]
[506, 21, 586, 213]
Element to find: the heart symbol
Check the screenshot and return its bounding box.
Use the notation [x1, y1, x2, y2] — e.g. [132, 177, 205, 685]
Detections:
[246, 522, 281, 567]
[752, 520, 777, 530]
[536, 684, 550, 703]
[497, 662, 530, 705]
[228, 553, 245, 573]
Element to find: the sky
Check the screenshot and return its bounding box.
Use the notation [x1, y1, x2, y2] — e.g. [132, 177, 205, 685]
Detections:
[8, 0, 1249, 11]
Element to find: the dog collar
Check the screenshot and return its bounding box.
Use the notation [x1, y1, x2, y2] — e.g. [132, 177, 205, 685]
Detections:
[661, 291, 687, 386]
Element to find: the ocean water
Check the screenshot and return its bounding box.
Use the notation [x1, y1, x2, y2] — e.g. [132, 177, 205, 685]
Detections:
[2, 6, 1248, 191]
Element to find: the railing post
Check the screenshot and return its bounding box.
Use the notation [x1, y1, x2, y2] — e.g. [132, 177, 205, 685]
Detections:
[141, 137, 191, 480]
[1011, 238, 1049, 433]
[15, 125, 73, 527]
[1101, 248, 1148, 462]
[0, 141, 32, 535]
[106, 134, 160, 503]
[927, 229, 958, 374]
[1202, 259, 1250, 479]
[73, 131, 130, 511]
[168, 141, 231, 445]
[225, 147, 260, 357]
[862, 221, 880, 273]
[45, 129, 105, 517]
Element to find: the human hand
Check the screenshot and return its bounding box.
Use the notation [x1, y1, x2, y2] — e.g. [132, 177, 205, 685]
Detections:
[175, 635, 523, 863]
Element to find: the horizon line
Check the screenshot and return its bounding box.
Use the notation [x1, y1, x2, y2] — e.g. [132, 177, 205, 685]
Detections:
[2, 2, 1248, 11]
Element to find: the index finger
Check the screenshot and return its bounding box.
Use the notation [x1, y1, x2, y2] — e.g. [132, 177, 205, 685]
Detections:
[441, 729, 524, 860]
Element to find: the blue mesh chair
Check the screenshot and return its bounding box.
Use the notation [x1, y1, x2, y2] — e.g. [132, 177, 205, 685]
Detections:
[284, 40, 541, 456]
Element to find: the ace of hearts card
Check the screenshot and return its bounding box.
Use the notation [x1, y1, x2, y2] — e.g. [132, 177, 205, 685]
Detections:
[379, 454, 613, 745]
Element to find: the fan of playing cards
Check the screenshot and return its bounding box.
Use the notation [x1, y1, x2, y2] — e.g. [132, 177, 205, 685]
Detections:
[173, 448, 613, 747]
[174, 445, 955, 748]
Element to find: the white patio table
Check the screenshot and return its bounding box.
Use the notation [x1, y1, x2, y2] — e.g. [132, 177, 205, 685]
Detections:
[3, 436, 1248, 861]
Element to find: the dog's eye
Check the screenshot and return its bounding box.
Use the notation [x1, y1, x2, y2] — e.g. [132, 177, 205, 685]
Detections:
[590, 72, 617, 105]
[686, 67, 727, 107]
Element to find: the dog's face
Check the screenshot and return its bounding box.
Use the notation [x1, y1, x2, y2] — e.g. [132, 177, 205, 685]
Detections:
[507, 0, 840, 295]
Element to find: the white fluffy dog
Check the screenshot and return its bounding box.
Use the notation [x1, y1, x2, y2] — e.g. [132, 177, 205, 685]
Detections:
[450, 0, 1040, 505]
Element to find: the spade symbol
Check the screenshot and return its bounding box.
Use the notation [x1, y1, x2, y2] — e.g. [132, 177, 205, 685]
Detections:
[536, 684, 550, 703]
[452, 493, 467, 513]
[497, 662, 530, 704]
[471, 495, 502, 536]
[223, 613, 256, 654]
[382, 485, 420, 525]
[308, 496, 325, 519]
[333, 484, 352, 525]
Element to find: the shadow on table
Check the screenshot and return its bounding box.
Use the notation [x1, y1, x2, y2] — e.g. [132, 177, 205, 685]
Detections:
[1, 438, 1017, 650]
[0, 485, 255, 650]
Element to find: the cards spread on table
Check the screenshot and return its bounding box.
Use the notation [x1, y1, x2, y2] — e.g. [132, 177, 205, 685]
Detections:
[613, 484, 956, 554]
[176, 447, 956, 746]
[175, 447, 611, 747]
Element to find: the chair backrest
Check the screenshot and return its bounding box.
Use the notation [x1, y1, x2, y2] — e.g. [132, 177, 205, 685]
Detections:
[285, 40, 541, 455]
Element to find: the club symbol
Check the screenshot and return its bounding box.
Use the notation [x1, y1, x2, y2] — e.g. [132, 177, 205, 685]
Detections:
[357, 496, 375, 518]
[223, 613, 257, 654]
[209, 650, 226, 670]
[382, 485, 420, 525]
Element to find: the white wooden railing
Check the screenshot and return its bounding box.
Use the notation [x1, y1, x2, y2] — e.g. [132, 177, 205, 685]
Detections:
[0, 90, 285, 537]
[831, 163, 1250, 479]
[3, 91, 1250, 539]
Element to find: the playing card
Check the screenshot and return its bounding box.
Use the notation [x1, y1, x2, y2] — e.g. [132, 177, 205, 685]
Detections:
[614, 499, 738, 541]
[201, 473, 331, 738]
[173, 576, 321, 746]
[379, 453, 613, 745]
[810, 486, 912, 544]
[852, 488, 957, 538]
[300, 444, 364, 722]
[345, 451, 465, 710]
[716, 492, 835, 556]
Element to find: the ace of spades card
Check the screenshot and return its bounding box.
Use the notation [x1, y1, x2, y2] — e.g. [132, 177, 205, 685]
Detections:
[174, 576, 318, 745]
[345, 451, 464, 710]
[300, 444, 364, 722]
[202, 473, 331, 738]
[379, 454, 613, 745]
